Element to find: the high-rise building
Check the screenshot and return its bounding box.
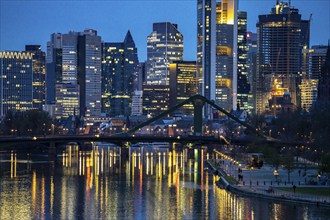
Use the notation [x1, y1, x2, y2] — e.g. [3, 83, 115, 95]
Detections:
[197, 0, 217, 117]
[146, 22, 183, 85]
[299, 45, 328, 112]
[256, 1, 310, 114]
[236, 11, 251, 112]
[102, 31, 139, 117]
[47, 30, 102, 120]
[310, 45, 328, 80]
[198, 0, 238, 116]
[246, 32, 257, 113]
[142, 85, 170, 117]
[316, 45, 330, 105]
[47, 32, 80, 119]
[0, 52, 33, 116]
[169, 61, 197, 115]
[25, 45, 46, 111]
[78, 29, 102, 119]
[131, 90, 143, 116]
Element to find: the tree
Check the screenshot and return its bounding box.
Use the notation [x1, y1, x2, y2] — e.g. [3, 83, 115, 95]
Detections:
[282, 153, 294, 183]
[0, 110, 53, 136]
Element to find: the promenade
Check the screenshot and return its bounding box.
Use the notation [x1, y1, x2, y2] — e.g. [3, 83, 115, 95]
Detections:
[207, 157, 330, 208]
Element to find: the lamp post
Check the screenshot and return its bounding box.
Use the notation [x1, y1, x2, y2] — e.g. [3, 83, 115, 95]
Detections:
[273, 169, 279, 183]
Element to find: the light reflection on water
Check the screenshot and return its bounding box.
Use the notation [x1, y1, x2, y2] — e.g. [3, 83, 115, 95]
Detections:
[0, 145, 329, 220]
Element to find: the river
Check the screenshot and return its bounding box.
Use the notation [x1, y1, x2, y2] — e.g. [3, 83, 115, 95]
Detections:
[0, 144, 329, 220]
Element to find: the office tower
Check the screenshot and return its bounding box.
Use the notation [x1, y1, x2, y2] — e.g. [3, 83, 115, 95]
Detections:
[236, 11, 251, 112]
[310, 45, 328, 80]
[256, 1, 310, 114]
[47, 30, 102, 120]
[78, 29, 102, 119]
[316, 45, 330, 105]
[146, 22, 183, 85]
[46, 33, 62, 105]
[47, 32, 80, 119]
[25, 45, 46, 111]
[102, 31, 139, 117]
[299, 45, 328, 112]
[169, 61, 197, 115]
[131, 90, 143, 116]
[0, 52, 33, 116]
[142, 85, 170, 117]
[299, 79, 318, 112]
[246, 32, 257, 113]
[198, 0, 238, 116]
[197, 0, 216, 117]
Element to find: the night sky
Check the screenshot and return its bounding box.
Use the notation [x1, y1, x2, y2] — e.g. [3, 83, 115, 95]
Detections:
[1, 0, 329, 61]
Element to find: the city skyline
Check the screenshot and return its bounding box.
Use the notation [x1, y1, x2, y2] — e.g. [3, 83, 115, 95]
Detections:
[1, 0, 329, 62]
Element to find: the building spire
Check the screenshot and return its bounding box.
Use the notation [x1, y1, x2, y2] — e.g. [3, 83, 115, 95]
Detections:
[124, 30, 135, 47]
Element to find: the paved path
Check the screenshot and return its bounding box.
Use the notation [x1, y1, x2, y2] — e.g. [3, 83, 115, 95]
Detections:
[208, 158, 330, 205]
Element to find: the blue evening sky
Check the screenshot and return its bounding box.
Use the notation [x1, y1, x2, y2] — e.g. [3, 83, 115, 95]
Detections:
[0, 0, 329, 61]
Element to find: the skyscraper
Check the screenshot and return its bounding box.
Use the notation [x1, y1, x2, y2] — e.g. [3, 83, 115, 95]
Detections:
[25, 45, 46, 111]
[256, 1, 310, 114]
[197, 0, 217, 116]
[78, 29, 102, 119]
[236, 11, 251, 112]
[316, 45, 330, 105]
[246, 32, 257, 113]
[169, 61, 197, 115]
[198, 0, 238, 116]
[0, 52, 33, 116]
[146, 22, 183, 85]
[102, 31, 139, 117]
[46, 30, 102, 120]
[47, 32, 80, 119]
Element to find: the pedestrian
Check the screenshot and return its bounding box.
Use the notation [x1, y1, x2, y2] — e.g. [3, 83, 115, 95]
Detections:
[293, 184, 297, 193]
[298, 170, 301, 176]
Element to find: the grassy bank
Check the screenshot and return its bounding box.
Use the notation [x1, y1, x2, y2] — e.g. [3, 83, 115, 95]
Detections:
[275, 187, 330, 197]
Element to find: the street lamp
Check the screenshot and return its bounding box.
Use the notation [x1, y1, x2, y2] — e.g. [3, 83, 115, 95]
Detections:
[273, 169, 279, 183]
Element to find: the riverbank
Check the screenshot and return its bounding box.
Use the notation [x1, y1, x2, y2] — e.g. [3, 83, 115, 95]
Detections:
[206, 159, 330, 209]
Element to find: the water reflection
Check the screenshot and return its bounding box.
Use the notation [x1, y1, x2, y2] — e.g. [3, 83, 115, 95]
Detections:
[0, 144, 329, 220]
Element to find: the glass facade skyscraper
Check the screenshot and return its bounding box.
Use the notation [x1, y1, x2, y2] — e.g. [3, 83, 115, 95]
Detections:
[197, 0, 217, 117]
[78, 29, 102, 119]
[47, 30, 102, 120]
[102, 31, 139, 117]
[169, 61, 197, 115]
[0, 52, 33, 116]
[198, 0, 238, 116]
[256, 1, 310, 114]
[25, 45, 46, 111]
[146, 22, 183, 85]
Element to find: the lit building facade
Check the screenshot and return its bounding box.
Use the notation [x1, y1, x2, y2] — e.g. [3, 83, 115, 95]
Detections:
[0, 51, 33, 116]
[25, 45, 46, 111]
[246, 32, 257, 113]
[197, 0, 216, 117]
[131, 90, 143, 116]
[236, 11, 251, 112]
[47, 30, 102, 120]
[299, 79, 318, 112]
[102, 31, 139, 117]
[47, 32, 80, 119]
[55, 83, 80, 119]
[198, 0, 238, 116]
[146, 22, 183, 85]
[256, 1, 310, 114]
[169, 61, 197, 115]
[142, 85, 170, 117]
[78, 29, 102, 119]
[310, 45, 328, 80]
